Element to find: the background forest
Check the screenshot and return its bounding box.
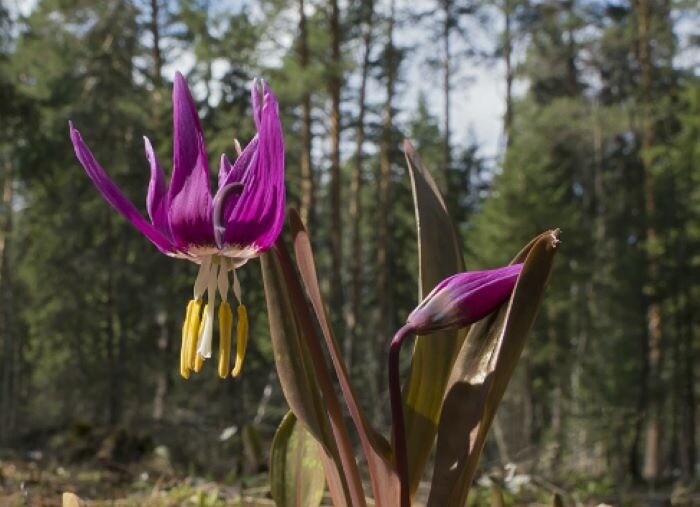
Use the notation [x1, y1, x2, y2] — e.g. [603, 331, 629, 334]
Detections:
[0, 0, 698, 504]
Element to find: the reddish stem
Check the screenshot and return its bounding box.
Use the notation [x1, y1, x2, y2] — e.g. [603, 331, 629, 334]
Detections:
[389, 324, 414, 507]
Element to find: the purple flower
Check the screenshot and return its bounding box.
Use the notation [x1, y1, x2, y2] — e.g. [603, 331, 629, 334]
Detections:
[69, 71, 285, 380]
[406, 264, 523, 334]
[390, 263, 523, 507]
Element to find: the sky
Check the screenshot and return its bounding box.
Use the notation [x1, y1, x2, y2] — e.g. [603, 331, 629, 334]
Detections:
[9, 0, 507, 159]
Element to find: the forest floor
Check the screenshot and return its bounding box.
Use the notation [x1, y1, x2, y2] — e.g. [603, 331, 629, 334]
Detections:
[1, 452, 697, 507]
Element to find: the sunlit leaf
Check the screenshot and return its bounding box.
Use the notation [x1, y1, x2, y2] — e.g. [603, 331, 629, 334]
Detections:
[427, 230, 560, 507]
[62, 493, 84, 507]
[402, 139, 466, 494]
[290, 210, 400, 507]
[270, 411, 327, 507]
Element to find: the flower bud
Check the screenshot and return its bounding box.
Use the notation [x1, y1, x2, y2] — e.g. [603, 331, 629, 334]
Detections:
[406, 264, 523, 333]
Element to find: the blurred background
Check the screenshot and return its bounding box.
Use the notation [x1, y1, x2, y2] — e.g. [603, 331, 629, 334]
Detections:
[0, 0, 698, 505]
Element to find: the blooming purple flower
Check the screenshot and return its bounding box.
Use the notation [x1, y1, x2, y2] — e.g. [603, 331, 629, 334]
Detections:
[69, 71, 285, 379]
[406, 263, 523, 334]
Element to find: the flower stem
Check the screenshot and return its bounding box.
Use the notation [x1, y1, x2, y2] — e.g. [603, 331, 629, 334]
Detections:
[389, 324, 414, 507]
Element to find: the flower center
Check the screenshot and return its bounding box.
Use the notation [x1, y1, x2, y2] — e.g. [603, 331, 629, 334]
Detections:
[179, 255, 249, 379]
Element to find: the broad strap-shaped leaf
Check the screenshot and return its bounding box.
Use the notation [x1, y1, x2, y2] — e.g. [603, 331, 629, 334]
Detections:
[427, 230, 560, 507]
[261, 246, 366, 507]
[290, 210, 400, 507]
[402, 140, 466, 494]
[270, 412, 326, 507]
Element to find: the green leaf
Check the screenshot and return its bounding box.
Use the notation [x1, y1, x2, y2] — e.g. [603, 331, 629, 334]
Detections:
[427, 230, 560, 507]
[289, 210, 400, 507]
[261, 249, 329, 447]
[270, 411, 327, 507]
[552, 493, 565, 507]
[261, 243, 366, 507]
[242, 424, 263, 473]
[402, 139, 466, 494]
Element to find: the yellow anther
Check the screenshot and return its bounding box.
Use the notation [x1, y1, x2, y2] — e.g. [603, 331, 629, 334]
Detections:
[231, 304, 248, 378]
[180, 300, 196, 379]
[191, 304, 208, 373]
[194, 352, 204, 373]
[218, 302, 233, 378]
[187, 299, 203, 371]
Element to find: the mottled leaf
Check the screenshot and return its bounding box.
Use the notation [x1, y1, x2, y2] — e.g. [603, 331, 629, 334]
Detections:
[427, 230, 560, 507]
[402, 139, 466, 494]
[290, 210, 400, 507]
[270, 411, 326, 507]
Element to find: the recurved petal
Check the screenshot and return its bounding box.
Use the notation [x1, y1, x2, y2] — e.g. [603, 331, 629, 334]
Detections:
[168, 146, 214, 248]
[219, 136, 259, 189]
[220, 81, 285, 251]
[144, 136, 170, 235]
[170, 71, 206, 196]
[69, 122, 177, 255]
[251, 78, 263, 130]
[167, 71, 214, 248]
[218, 153, 233, 189]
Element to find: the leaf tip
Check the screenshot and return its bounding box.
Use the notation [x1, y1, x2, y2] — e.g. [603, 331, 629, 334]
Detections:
[549, 229, 562, 250]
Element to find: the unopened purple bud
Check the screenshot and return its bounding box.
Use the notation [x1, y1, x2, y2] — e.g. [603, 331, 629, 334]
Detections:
[406, 264, 523, 333]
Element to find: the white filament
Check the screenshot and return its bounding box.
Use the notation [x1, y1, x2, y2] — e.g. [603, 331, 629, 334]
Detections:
[197, 262, 219, 359]
[217, 257, 230, 300]
[232, 268, 242, 304]
[193, 256, 212, 299]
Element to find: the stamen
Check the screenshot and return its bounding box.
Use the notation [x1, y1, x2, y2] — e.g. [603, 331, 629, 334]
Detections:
[196, 263, 219, 359]
[194, 352, 204, 373]
[193, 256, 212, 299]
[231, 303, 248, 378]
[233, 138, 242, 156]
[194, 310, 207, 373]
[217, 258, 230, 299]
[180, 300, 196, 379]
[186, 299, 203, 370]
[232, 268, 242, 304]
[218, 302, 233, 378]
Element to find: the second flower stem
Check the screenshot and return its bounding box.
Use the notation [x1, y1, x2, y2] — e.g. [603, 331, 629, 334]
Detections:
[389, 324, 414, 507]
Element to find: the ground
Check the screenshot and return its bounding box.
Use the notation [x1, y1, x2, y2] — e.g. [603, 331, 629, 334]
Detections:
[0, 454, 697, 506]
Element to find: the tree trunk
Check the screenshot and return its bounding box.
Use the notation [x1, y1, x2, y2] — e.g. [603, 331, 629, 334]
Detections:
[104, 212, 124, 426]
[328, 0, 344, 330]
[149, 0, 170, 422]
[502, 0, 514, 146]
[676, 121, 696, 482]
[0, 160, 15, 442]
[375, 0, 396, 424]
[680, 277, 696, 480]
[636, 0, 664, 485]
[0, 161, 12, 324]
[441, 0, 451, 194]
[150, 0, 163, 92]
[346, 0, 374, 370]
[298, 0, 315, 229]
